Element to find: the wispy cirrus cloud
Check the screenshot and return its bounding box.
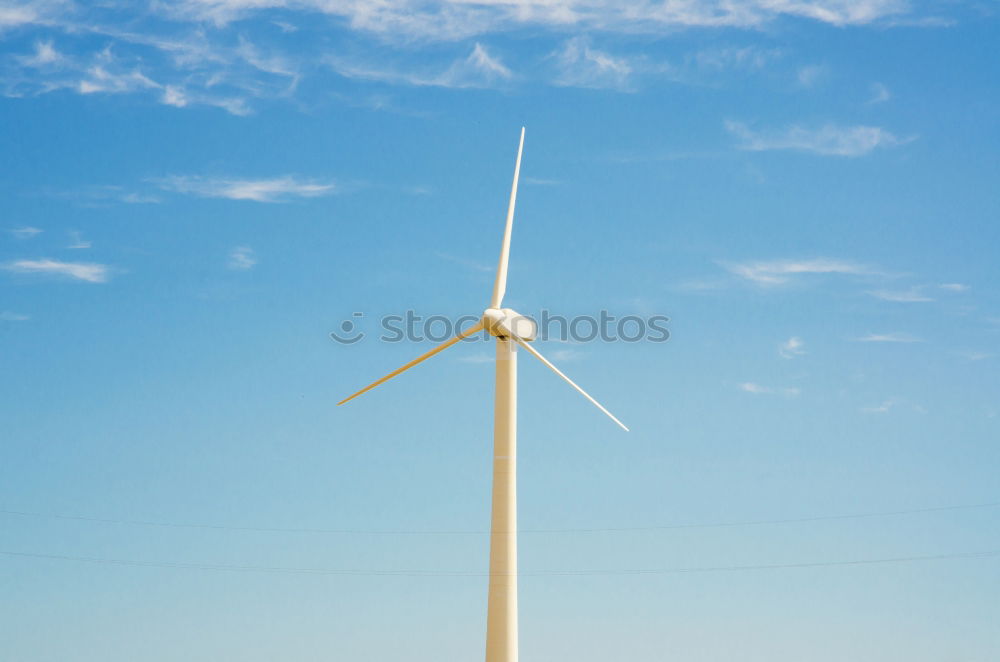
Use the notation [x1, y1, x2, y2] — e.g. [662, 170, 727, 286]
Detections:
[779, 336, 806, 359]
[2, 258, 110, 283]
[9, 226, 43, 239]
[723, 257, 874, 285]
[157, 175, 336, 202]
[956, 350, 993, 361]
[861, 397, 924, 414]
[17, 39, 63, 67]
[738, 382, 800, 396]
[725, 120, 910, 156]
[67, 230, 91, 249]
[854, 332, 922, 343]
[3, 27, 283, 114]
[227, 246, 257, 270]
[862, 397, 899, 413]
[327, 43, 511, 89]
[689, 45, 783, 72]
[160, 0, 916, 35]
[796, 64, 826, 87]
[0, 1, 945, 113]
[0, 311, 30, 321]
[939, 283, 968, 292]
[867, 287, 933, 302]
[868, 82, 891, 104]
[552, 37, 633, 91]
[0, 1, 55, 31]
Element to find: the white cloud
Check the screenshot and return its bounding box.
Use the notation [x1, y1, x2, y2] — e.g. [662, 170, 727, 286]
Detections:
[524, 177, 561, 186]
[161, 85, 188, 107]
[328, 42, 511, 89]
[10, 226, 43, 239]
[738, 382, 799, 396]
[161, 0, 914, 35]
[854, 332, 922, 343]
[867, 287, 933, 302]
[0, 1, 948, 112]
[862, 398, 898, 413]
[725, 120, 909, 156]
[19, 40, 64, 67]
[235, 36, 298, 81]
[464, 42, 512, 79]
[939, 283, 968, 292]
[796, 64, 825, 87]
[553, 37, 633, 91]
[76, 47, 161, 95]
[3, 258, 110, 283]
[868, 82, 891, 104]
[861, 396, 925, 414]
[67, 231, 91, 249]
[158, 175, 336, 202]
[0, 2, 46, 30]
[723, 257, 872, 285]
[768, 0, 910, 26]
[956, 350, 993, 361]
[690, 46, 783, 72]
[437, 42, 512, 87]
[2, 27, 258, 115]
[228, 245, 257, 270]
[0, 311, 30, 321]
[779, 336, 806, 359]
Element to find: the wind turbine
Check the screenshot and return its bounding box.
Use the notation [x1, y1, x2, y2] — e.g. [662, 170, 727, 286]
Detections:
[338, 127, 628, 662]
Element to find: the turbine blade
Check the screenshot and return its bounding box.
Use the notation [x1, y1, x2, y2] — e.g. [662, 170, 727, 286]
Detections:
[490, 127, 525, 309]
[338, 320, 485, 406]
[512, 338, 629, 431]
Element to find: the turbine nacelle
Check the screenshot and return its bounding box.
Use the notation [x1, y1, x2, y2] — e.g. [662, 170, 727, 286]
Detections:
[482, 307, 536, 341]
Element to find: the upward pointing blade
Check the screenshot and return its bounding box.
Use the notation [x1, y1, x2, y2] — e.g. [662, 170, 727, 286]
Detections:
[511, 337, 629, 432]
[338, 320, 485, 406]
[490, 127, 525, 309]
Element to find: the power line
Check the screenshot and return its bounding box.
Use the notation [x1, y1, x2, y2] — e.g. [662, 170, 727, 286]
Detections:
[1, 548, 997, 577]
[1, 500, 997, 536]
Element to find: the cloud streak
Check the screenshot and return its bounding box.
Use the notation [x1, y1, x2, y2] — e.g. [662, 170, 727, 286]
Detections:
[867, 287, 933, 302]
[862, 398, 898, 413]
[854, 333, 922, 343]
[228, 246, 257, 270]
[3, 258, 110, 283]
[739, 382, 800, 397]
[0, 1, 947, 113]
[158, 175, 336, 202]
[161, 0, 916, 35]
[723, 258, 873, 285]
[10, 226, 43, 239]
[553, 37, 634, 91]
[67, 230, 91, 249]
[779, 336, 806, 359]
[327, 43, 511, 89]
[726, 120, 910, 156]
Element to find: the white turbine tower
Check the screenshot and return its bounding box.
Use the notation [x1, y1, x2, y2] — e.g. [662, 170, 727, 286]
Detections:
[339, 127, 628, 662]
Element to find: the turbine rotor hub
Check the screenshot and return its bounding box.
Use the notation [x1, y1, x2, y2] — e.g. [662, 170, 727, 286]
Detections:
[482, 307, 536, 341]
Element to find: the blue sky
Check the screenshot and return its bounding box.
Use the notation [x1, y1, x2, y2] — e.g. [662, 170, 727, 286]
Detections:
[2, 1, 999, 660]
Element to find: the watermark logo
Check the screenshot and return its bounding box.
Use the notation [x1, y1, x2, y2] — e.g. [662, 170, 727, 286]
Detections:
[329, 310, 670, 344]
